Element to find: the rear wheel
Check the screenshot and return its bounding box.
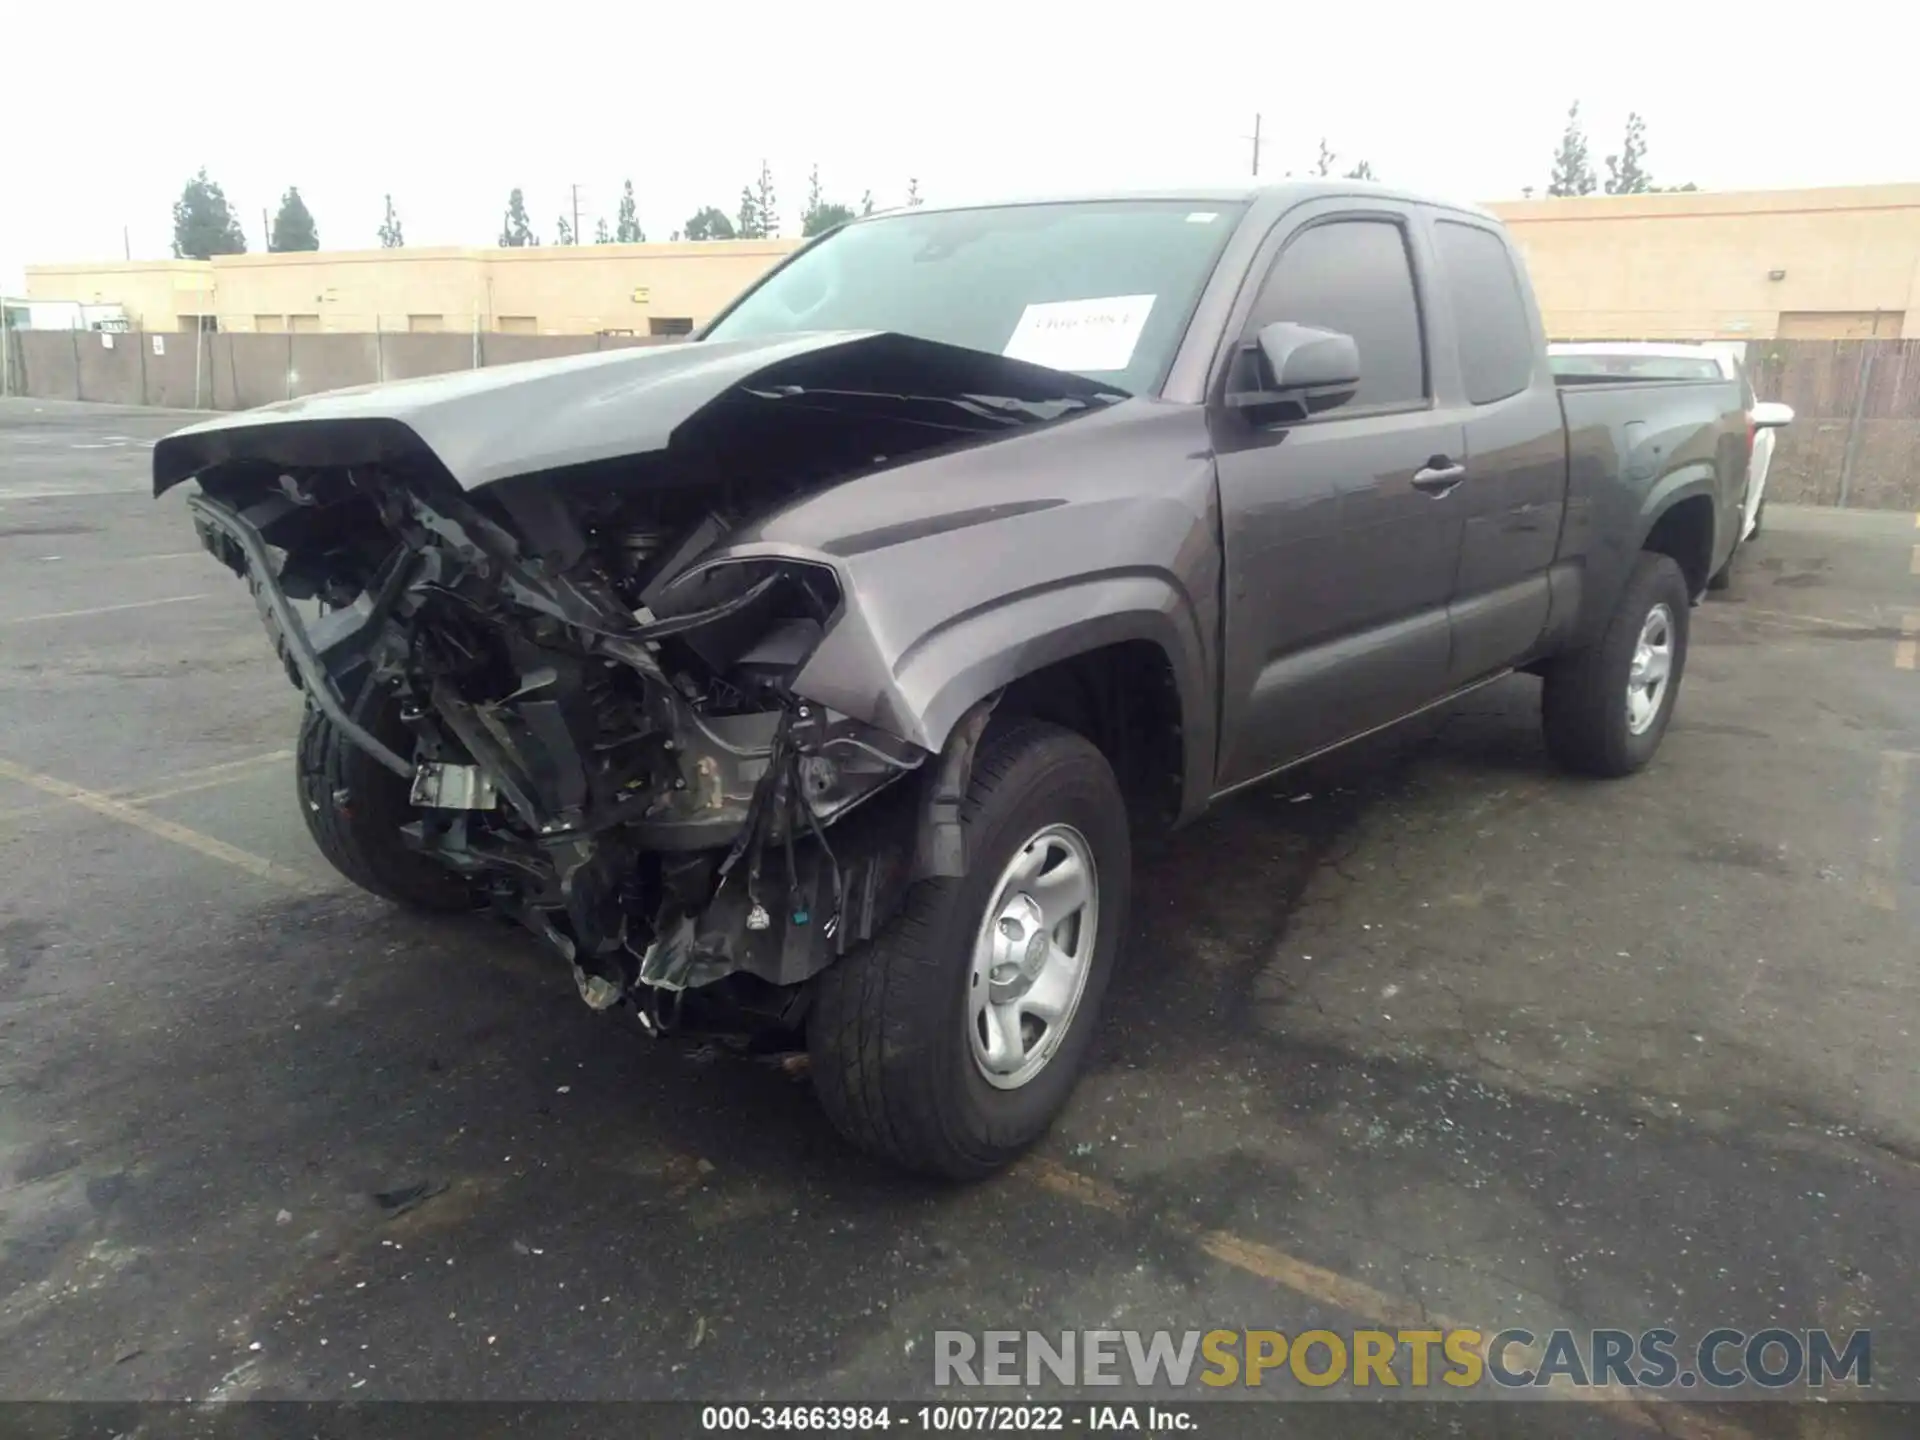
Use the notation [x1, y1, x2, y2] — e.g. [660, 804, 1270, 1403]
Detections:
[1541, 552, 1691, 778]
[296, 700, 474, 911]
[808, 721, 1130, 1179]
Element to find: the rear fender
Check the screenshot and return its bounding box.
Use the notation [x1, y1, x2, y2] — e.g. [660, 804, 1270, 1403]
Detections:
[1636, 464, 1725, 589]
[1635, 465, 1721, 551]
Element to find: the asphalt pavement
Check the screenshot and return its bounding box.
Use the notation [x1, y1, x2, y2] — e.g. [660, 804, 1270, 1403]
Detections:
[1, 398, 1916, 1436]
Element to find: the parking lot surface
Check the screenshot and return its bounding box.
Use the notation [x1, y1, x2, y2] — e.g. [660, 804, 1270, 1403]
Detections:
[2, 398, 1917, 1433]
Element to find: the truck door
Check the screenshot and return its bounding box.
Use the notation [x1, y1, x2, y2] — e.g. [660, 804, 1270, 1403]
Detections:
[1426, 217, 1567, 683]
[1210, 207, 1467, 793]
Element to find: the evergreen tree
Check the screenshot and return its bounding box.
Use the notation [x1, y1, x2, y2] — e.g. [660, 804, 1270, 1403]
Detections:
[751, 160, 779, 237]
[556, 215, 575, 246]
[1345, 160, 1376, 180]
[269, 187, 319, 251]
[1547, 102, 1597, 197]
[171, 167, 247, 259]
[499, 188, 538, 247]
[1314, 138, 1336, 177]
[594, 217, 611, 244]
[615, 180, 644, 242]
[905, 177, 922, 207]
[801, 164, 856, 236]
[684, 206, 736, 241]
[1604, 111, 1652, 195]
[377, 194, 404, 248]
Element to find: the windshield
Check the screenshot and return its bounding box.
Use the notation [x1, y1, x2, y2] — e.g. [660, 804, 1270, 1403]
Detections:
[704, 200, 1245, 396]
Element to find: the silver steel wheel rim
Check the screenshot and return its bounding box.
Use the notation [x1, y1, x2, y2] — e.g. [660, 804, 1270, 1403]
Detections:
[1626, 603, 1675, 735]
[967, 823, 1099, 1090]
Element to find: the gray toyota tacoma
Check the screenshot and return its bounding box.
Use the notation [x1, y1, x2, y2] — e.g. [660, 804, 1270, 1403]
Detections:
[155, 183, 1759, 1177]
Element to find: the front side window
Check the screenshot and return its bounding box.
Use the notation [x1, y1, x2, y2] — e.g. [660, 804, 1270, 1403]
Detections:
[705, 200, 1245, 396]
[1242, 218, 1427, 409]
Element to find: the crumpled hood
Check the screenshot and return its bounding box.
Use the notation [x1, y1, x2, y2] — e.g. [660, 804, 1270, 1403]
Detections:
[153, 330, 1122, 495]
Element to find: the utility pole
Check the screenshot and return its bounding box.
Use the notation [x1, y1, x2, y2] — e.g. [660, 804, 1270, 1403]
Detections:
[262, 208, 271, 252]
[1250, 113, 1262, 178]
[123, 225, 131, 261]
[571, 184, 581, 246]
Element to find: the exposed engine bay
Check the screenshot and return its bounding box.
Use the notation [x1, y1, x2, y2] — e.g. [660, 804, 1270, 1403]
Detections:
[187, 450, 938, 1029]
[159, 332, 1124, 1030]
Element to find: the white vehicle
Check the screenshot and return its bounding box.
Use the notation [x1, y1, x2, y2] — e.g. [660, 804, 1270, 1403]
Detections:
[0, 298, 131, 333]
[1549, 342, 1793, 551]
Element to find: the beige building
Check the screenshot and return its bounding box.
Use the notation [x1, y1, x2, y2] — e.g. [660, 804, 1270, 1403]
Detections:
[26, 239, 803, 337]
[1487, 183, 1920, 340]
[26, 183, 1920, 342]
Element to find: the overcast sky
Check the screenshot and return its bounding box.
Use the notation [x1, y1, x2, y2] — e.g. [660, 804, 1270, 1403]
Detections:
[7, 0, 1915, 290]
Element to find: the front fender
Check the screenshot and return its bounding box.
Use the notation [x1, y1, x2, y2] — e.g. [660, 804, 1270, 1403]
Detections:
[792, 568, 1213, 791]
[713, 397, 1225, 813]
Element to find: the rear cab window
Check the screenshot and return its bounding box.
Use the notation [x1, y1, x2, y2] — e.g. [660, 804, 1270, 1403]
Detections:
[1433, 220, 1535, 404]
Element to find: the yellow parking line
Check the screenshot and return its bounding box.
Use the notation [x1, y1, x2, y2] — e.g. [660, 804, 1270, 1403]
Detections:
[120, 749, 295, 804]
[1911, 543, 1920, 576]
[1898, 616, 1918, 672]
[1865, 751, 1910, 912]
[0, 749, 296, 823]
[0, 756, 323, 891]
[1741, 606, 1885, 633]
[1022, 1158, 1755, 1438]
[1025, 1156, 1467, 1328]
[0, 593, 211, 625]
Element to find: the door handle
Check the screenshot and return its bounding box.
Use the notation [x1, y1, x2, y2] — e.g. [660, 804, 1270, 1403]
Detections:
[1411, 459, 1467, 497]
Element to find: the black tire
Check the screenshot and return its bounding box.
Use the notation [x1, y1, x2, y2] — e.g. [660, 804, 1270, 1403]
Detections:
[808, 720, 1130, 1179]
[296, 700, 475, 911]
[1541, 552, 1691, 778]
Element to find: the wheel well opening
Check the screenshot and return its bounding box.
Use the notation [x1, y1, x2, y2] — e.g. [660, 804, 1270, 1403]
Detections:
[1643, 496, 1716, 596]
[993, 641, 1185, 835]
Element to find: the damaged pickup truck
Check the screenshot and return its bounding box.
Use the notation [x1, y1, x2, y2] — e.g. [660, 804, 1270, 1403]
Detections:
[156, 184, 1751, 1177]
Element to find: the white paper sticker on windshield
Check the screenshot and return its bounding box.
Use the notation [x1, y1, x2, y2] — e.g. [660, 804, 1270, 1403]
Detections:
[1003, 294, 1156, 373]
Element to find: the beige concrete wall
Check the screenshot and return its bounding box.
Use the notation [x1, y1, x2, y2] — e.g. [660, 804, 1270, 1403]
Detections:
[212, 248, 488, 334]
[24, 259, 216, 330]
[486, 240, 799, 334]
[33, 184, 1920, 343]
[1487, 184, 1920, 340]
[28, 240, 802, 337]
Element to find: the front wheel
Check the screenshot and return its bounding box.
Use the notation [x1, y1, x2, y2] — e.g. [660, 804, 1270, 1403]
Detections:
[296, 701, 475, 912]
[808, 721, 1130, 1179]
[1540, 552, 1692, 777]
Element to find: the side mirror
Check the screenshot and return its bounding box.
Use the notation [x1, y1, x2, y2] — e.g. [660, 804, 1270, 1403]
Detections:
[1230, 322, 1361, 417]
[1751, 401, 1794, 429]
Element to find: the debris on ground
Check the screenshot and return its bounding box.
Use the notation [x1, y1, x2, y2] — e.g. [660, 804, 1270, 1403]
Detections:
[370, 1179, 448, 1217]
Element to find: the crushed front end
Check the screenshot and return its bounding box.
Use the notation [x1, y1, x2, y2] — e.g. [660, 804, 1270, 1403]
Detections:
[184, 453, 927, 1031]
